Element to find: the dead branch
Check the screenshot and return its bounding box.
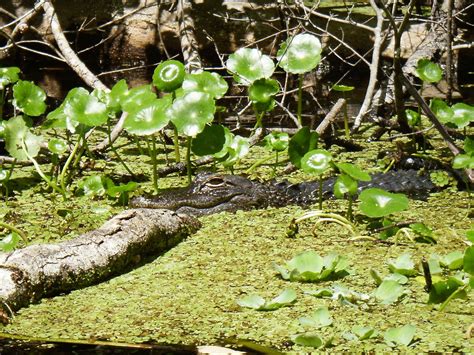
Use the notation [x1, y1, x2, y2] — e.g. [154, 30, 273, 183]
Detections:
[0, 208, 200, 316]
[42, 1, 109, 92]
[352, 0, 385, 131]
[177, 0, 202, 73]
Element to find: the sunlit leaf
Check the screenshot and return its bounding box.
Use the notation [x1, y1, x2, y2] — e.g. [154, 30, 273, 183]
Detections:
[226, 48, 275, 85]
[124, 96, 172, 136]
[182, 71, 228, 99]
[301, 149, 332, 175]
[359, 188, 409, 218]
[264, 132, 289, 152]
[388, 253, 418, 276]
[374, 280, 404, 304]
[299, 306, 332, 328]
[168, 91, 216, 137]
[0, 67, 20, 89]
[415, 59, 442, 83]
[12, 80, 47, 116]
[277, 33, 322, 74]
[384, 324, 416, 347]
[4, 115, 43, 161]
[153, 60, 185, 92]
[288, 126, 319, 168]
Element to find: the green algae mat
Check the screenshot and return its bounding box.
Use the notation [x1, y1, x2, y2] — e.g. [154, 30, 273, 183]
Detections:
[1, 190, 473, 352]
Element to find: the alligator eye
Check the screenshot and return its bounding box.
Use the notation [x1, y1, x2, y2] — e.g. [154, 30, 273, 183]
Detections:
[204, 177, 226, 188]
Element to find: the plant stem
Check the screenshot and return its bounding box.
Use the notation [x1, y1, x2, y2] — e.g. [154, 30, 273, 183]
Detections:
[150, 135, 159, 194]
[106, 121, 134, 176]
[173, 125, 181, 163]
[0, 221, 28, 245]
[347, 196, 353, 221]
[297, 74, 303, 125]
[59, 137, 82, 194]
[342, 94, 350, 139]
[22, 140, 66, 200]
[186, 137, 192, 184]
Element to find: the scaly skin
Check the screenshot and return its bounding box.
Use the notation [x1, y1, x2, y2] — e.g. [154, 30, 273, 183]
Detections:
[130, 170, 437, 216]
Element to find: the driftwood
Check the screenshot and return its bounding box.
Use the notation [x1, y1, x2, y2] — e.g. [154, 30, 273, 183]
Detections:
[0, 208, 200, 319]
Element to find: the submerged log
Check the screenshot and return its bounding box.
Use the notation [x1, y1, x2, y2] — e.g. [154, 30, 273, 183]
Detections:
[0, 209, 200, 318]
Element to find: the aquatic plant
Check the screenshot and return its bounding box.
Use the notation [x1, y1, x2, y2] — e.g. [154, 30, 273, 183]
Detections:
[274, 250, 349, 283]
[277, 33, 322, 125]
[236, 288, 296, 311]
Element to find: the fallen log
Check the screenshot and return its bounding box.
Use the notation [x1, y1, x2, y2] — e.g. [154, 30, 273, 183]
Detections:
[0, 208, 200, 320]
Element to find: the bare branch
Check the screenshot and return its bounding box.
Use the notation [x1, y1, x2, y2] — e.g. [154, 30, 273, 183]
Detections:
[42, 0, 109, 91]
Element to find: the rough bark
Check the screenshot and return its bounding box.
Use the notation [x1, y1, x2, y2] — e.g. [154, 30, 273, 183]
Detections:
[0, 208, 200, 317]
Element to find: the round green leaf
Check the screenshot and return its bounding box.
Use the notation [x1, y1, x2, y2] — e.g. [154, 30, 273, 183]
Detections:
[236, 294, 266, 309]
[301, 149, 332, 175]
[277, 33, 322, 74]
[124, 96, 172, 136]
[64, 88, 108, 126]
[452, 154, 474, 169]
[48, 138, 68, 155]
[80, 175, 105, 197]
[292, 333, 324, 348]
[288, 127, 319, 168]
[335, 162, 371, 181]
[375, 280, 404, 304]
[12, 80, 46, 116]
[405, 109, 421, 127]
[153, 60, 185, 92]
[168, 91, 216, 137]
[0, 67, 20, 90]
[464, 136, 474, 154]
[0, 233, 21, 252]
[4, 115, 43, 161]
[384, 325, 416, 347]
[264, 132, 289, 152]
[182, 71, 228, 99]
[226, 48, 275, 85]
[430, 98, 453, 124]
[192, 124, 226, 156]
[120, 85, 157, 113]
[334, 174, 358, 198]
[221, 135, 249, 167]
[248, 78, 280, 103]
[450, 103, 474, 129]
[359, 188, 409, 218]
[415, 59, 442, 83]
[107, 79, 129, 112]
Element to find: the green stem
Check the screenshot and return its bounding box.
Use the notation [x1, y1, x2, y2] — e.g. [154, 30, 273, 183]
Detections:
[107, 121, 134, 176]
[173, 125, 181, 163]
[347, 196, 353, 221]
[186, 137, 192, 184]
[22, 141, 66, 200]
[297, 74, 303, 125]
[245, 154, 275, 175]
[343, 94, 350, 139]
[0, 221, 28, 245]
[151, 135, 159, 194]
[439, 284, 469, 312]
[59, 137, 82, 194]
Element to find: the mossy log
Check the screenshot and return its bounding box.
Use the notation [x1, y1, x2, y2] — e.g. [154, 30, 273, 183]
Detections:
[0, 209, 200, 319]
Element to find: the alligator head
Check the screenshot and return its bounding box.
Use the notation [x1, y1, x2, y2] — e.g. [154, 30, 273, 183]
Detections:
[129, 172, 287, 216]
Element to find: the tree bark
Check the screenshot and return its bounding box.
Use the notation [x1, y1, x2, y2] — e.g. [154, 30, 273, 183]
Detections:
[0, 208, 200, 318]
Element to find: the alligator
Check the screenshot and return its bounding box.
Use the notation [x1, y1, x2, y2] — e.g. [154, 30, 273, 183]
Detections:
[129, 169, 439, 216]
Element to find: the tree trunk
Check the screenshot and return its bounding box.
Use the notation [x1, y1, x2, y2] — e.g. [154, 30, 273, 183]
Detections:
[0, 208, 200, 319]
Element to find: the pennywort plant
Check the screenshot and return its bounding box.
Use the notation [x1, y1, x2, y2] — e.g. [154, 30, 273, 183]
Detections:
[277, 33, 322, 125]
